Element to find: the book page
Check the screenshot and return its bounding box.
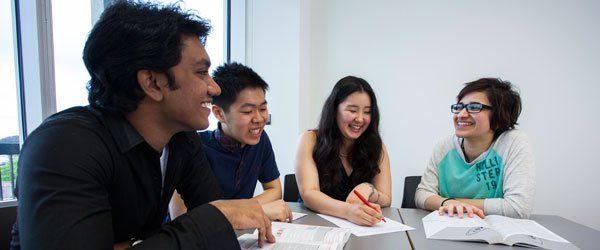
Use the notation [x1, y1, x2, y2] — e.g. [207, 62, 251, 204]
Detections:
[486, 215, 569, 243]
[317, 214, 414, 237]
[422, 211, 490, 238]
[237, 221, 352, 250]
[238, 234, 340, 250]
[269, 222, 351, 244]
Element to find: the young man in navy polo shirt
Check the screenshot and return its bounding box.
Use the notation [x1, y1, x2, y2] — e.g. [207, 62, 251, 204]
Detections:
[170, 62, 292, 222]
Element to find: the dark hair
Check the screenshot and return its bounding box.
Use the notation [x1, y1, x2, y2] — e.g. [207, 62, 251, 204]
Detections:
[457, 78, 522, 139]
[84, 1, 212, 114]
[314, 76, 382, 193]
[211, 62, 269, 113]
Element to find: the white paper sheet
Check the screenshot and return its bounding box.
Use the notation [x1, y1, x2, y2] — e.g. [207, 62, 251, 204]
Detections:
[317, 214, 414, 237]
[292, 212, 307, 221]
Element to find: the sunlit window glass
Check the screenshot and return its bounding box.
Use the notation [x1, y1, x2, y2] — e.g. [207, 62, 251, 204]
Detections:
[52, 1, 92, 112]
[0, 0, 20, 201]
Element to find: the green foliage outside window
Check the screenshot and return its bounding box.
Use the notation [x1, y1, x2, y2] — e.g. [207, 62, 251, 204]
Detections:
[1, 156, 18, 182]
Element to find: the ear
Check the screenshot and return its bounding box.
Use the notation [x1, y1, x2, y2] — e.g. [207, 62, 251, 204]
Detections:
[212, 105, 227, 123]
[136, 69, 165, 102]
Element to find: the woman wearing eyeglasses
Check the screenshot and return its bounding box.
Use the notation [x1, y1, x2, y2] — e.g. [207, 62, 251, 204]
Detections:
[415, 78, 535, 219]
[295, 76, 391, 226]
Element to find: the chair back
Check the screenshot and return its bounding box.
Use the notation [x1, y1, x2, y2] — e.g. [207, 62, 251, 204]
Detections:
[401, 176, 422, 208]
[283, 174, 300, 202]
[0, 205, 17, 249]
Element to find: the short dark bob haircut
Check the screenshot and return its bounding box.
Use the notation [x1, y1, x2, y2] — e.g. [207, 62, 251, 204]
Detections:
[457, 78, 522, 139]
[84, 1, 211, 114]
[211, 62, 269, 113]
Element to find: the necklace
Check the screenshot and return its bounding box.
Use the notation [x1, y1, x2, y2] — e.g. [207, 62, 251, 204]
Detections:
[339, 152, 350, 157]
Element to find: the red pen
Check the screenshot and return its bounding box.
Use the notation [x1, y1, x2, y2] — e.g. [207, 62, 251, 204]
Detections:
[353, 190, 386, 222]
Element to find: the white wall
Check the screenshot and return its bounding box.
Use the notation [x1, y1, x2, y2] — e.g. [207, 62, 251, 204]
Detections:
[246, 0, 600, 231]
[245, 0, 303, 182]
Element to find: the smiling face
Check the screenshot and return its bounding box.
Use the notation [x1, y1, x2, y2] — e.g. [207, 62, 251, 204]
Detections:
[217, 87, 268, 148]
[336, 91, 372, 143]
[160, 35, 221, 131]
[454, 91, 494, 142]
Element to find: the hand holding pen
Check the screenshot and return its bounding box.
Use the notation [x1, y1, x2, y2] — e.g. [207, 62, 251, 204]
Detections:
[353, 190, 386, 222]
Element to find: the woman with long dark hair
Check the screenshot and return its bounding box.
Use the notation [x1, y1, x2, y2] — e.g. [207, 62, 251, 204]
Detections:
[294, 76, 391, 226]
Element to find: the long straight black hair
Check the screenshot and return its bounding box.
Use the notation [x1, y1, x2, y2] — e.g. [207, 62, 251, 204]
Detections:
[313, 76, 383, 193]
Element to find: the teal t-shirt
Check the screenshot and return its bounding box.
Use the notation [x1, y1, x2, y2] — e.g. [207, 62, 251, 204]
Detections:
[438, 148, 504, 199]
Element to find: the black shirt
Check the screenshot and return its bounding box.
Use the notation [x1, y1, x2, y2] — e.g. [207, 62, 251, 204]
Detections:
[11, 106, 240, 249]
[297, 170, 355, 202]
[324, 171, 355, 202]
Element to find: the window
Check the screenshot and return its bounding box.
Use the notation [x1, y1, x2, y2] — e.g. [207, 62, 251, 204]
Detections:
[0, 0, 20, 202]
[52, 1, 93, 112]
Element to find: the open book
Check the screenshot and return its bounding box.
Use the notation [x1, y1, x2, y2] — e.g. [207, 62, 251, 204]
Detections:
[422, 211, 577, 249]
[238, 222, 351, 250]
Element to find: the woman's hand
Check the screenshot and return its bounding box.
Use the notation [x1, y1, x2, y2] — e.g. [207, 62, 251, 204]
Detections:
[438, 199, 485, 219]
[346, 183, 375, 204]
[346, 203, 383, 226]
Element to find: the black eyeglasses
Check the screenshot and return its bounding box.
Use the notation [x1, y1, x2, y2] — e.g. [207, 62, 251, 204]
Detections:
[451, 102, 494, 114]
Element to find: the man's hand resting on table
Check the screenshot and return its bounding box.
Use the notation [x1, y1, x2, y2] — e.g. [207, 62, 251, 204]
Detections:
[210, 199, 276, 248]
[262, 200, 293, 222]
